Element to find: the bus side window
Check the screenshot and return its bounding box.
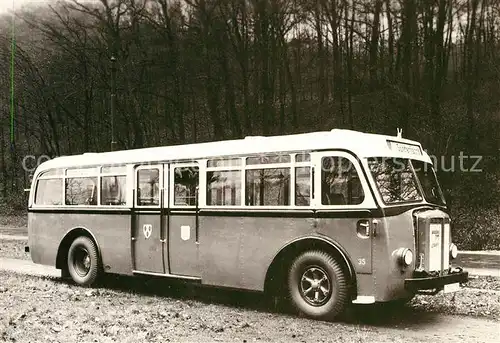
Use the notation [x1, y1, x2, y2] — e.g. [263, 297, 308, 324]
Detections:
[101, 176, 126, 205]
[295, 167, 311, 206]
[65, 177, 98, 206]
[174, 166, 199, 206]
[321, 157, 364, 205]
[207, 170, 241, 206]
[245, 168, 290, 206]
[347, 176, 363, 204]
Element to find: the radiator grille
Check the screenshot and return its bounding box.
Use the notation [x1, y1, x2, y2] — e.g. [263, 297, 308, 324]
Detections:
[428, 221, 442, 271]
[415, 211, 451, 274]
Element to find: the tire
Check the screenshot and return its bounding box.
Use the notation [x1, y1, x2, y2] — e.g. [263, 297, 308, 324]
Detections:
[67, 236, 100, 286]
[287, 250, 349, 321]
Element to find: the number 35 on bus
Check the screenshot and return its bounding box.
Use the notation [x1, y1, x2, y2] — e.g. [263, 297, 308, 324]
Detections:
[26, 129, 468, 321]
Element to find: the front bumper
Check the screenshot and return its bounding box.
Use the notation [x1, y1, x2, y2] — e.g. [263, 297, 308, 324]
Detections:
[404, 269, 469, 291]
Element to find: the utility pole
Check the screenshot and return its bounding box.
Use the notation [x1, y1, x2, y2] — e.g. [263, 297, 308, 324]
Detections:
[110, 55, 118, 151]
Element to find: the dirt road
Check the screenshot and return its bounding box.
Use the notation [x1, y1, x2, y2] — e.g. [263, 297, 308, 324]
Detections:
[1, 259, 499, 343]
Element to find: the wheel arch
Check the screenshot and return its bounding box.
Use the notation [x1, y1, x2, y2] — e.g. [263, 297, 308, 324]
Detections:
[55, 227, 101, 271]
[264, 236, 357, 299]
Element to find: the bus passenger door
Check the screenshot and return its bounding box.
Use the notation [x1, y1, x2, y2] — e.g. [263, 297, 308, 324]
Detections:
[132, 165, 165, 274]
[167, 163, 201, 277]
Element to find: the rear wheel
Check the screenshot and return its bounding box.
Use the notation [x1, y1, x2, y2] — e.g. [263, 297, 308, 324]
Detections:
[67, 236, 100, 286]
[287, 250, 349, 321]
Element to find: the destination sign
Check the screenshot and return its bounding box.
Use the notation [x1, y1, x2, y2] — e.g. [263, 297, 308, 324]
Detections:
[387, 140, 422, 155]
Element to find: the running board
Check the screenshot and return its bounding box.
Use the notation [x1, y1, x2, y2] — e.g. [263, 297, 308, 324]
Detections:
[352, 296, 375, 304]
[132, 270, 201, 282]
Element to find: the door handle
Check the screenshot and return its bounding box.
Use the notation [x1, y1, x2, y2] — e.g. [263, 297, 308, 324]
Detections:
[356, 220, 370, 238]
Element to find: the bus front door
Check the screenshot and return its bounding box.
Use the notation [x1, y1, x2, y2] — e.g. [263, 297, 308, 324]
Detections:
[132, 165, 165, 274]
[314, 153, 374, 274]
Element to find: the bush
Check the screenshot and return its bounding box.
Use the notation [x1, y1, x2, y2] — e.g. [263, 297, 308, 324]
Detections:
[451, 206, 500, 250]
[0, 193, 28, 216]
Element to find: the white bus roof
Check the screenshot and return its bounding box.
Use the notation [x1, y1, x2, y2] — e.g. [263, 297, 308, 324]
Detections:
[36, 129, 432, 173]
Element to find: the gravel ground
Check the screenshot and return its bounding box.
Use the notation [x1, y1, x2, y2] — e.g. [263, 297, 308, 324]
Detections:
[1, 271, 500, 343]
[466, 275, 500, 291]
[409, 287, 500, 319]
[0, 239, 29, 260]
[1, 238, 500, 342]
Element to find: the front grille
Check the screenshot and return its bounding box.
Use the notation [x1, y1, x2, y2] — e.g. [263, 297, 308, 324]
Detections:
[428, 219, 443, 271]
[414, 210, 451, 275]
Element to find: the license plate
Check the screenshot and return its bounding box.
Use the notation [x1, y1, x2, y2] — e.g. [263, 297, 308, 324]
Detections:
[444, 282, 461, 293]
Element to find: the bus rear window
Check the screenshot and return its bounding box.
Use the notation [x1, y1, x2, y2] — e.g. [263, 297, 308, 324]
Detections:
[35, 179, 63, 205]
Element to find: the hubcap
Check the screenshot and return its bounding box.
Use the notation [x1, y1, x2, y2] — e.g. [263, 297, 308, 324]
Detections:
[73, 247, 91, 277]
[299, 266, 331, 306]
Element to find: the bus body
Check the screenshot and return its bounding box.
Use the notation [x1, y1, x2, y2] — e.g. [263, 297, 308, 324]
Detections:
[27, 129, 468, 320]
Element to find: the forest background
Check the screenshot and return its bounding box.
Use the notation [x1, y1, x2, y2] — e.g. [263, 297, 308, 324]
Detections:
[0, 0, 498, 249]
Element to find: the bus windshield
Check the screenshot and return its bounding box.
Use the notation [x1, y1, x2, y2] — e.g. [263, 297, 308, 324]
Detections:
[367, 157, 446, 206]
[411, 160, 446, 206]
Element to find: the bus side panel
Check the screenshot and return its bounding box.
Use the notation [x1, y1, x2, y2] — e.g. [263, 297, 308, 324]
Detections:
[198, 215, 246, 286]
[28, 211, 133, 275]
[236, 216, 317, 290]
[317, 217, 372, 274]
[83, 213, 133, 275]
[199, 215, 315, 290]
[355, 274, 376, 300]
[371, 212, 416, 301]
[317, 217, 375, 297]
[28, 212, 60, 267]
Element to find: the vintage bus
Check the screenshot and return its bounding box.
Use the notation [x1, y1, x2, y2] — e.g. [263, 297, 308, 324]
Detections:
[26, 129, 468, 320]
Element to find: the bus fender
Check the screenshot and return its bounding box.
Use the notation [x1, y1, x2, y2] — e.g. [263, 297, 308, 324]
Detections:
[55, 227, 101, 271]
[264, 235, 356, 296]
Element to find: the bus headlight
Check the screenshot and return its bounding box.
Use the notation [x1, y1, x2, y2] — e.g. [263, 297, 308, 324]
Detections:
[396, 248, 413, 267]
[449, 243, 458, 259]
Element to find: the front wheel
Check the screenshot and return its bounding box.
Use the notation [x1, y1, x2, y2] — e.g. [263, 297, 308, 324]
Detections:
[287, 250, 349, 321]
[67, 236, 100, 286]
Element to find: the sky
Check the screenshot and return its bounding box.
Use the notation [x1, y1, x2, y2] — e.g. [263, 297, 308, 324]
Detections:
[0, 0, 51, 14]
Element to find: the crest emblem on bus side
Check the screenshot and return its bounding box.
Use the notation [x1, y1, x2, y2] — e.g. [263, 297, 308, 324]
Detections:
[181, 225, 190, 241]
[143, 224, 152, 239]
